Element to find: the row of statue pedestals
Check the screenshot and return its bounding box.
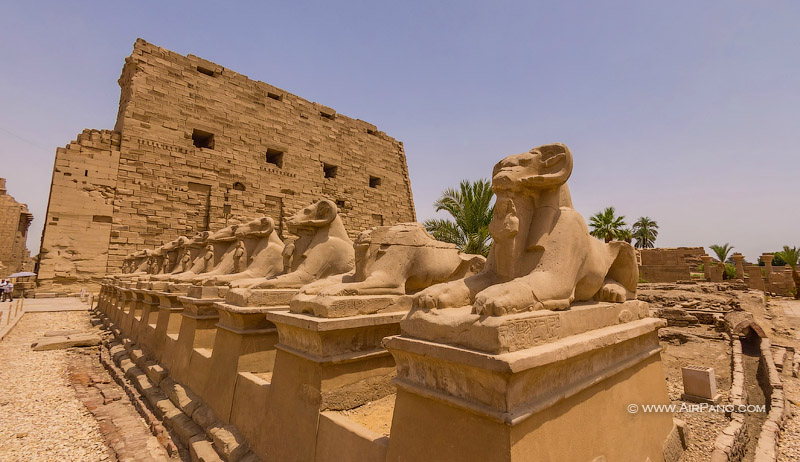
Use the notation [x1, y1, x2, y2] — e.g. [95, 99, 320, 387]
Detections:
[99, 144, 685, 462]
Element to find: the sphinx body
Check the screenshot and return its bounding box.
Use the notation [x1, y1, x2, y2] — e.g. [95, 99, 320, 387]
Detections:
[231, 200, 354, 289]
[414, 143, 638, 316]
[182, 223, 244, 283]
[299, 223, 485, 298]
[203, 217, 285, 285]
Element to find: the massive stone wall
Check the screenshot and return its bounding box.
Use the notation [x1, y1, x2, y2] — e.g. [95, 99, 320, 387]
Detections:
[37, 130, 121, 288]
[638, 247, 706, 283]
[0, 178, 33, 276]
[37, 39, 416, 293]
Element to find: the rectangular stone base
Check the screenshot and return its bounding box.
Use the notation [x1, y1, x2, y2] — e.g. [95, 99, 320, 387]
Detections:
[401, 300, 649, 354]
[187, 285, 228, 299]
[384, 317, 680, 462]
[226, 288, 298, 307]
[289, 293, 411, 318]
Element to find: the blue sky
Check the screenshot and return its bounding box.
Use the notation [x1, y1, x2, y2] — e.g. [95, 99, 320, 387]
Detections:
[1, 1, 798, 262]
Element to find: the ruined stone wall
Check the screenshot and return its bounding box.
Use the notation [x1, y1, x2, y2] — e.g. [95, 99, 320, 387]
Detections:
[639, 247, 706, 283]
[37, 39, 416, 292]
[0, 178, 33, 276]
[36, 130, 121, 291]
[105, 39, 415, 271]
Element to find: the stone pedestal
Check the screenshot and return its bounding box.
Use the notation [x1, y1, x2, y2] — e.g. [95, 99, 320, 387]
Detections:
[149, 290, 185, 362]
[746, 265, 765, 291]
[225, 288, 297, 307]
[701, 255, 712, 281]
[290, 293, 411, 318]
[97, 284, 111, 314]
[123, 289, 146, 338]
[116, 287, 136, 331]
[135, 290, 164, 352]
[732, 254, 745, 280]
[162, 290, 223, 386]
[710, 262, 724, 283]
[384, 301, 682, 462]
[762, 254, 775, 291]
[762, 254, 774, 277]
[259, 310, 404, 462]
[106, 286, 121, 324]
[131, 290, 160, 347]
[201, 303, 284, 423]
[101, 284, 118, 318]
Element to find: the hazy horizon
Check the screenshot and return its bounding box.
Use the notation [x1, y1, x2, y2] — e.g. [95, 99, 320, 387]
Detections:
[1, 1, 799, 264]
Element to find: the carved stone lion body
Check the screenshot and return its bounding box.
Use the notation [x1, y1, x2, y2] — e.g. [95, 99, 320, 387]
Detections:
[414, 143, 638, 316]
[204, 217, 285, 285]
[300, 222, 485, 297]
[231, 200, 354, 289]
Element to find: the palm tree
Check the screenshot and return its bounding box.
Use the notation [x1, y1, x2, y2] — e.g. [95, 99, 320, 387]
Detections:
[774, 246, 800, 300]
[709, 243, 734, 263]
[423, 179, 494, 257]
[589, 207, 626, 243]
[616, 228, 633, 244]
[631, 217, 659, 249]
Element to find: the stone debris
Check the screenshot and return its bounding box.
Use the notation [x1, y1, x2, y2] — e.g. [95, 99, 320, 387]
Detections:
[0, 312, 113, 461]
[31, 332, 102, 351]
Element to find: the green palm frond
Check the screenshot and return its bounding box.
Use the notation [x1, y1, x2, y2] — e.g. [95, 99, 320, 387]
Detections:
[632, 216, 659, 249]
[775, 246, 799, 270]
[427, 179, 494, 257]
[589, 207, 627, 243]
[709, 243, 734, 263]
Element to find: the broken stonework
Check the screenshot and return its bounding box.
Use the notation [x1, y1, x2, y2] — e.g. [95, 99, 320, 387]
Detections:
[37, 39, 416, 294]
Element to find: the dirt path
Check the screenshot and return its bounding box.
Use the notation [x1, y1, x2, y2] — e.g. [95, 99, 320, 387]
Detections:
[0, 311, 113, 461]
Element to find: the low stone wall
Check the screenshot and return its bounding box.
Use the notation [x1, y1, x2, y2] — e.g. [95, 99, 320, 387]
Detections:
[93, 292, 391, 462]
[710, 338, 749, 462]
[639, 247, 706, 283]
[752, 339, 791, 461]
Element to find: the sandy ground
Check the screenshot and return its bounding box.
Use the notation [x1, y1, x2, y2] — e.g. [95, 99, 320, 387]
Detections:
[335, 393, 395, 437]
[0, 311, 112, 462]
[778, 372, 800, 462]
[659, 324, 732, 462]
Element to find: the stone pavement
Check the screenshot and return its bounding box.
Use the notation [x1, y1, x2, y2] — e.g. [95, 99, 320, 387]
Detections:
[0, 309, 179, 461]
[24, 296, 91, 312]
[69, 346, 175, 462]
[778, 299, 800, 318]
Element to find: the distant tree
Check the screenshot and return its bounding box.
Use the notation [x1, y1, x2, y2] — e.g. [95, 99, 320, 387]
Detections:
[774, 246, 800, 300]
[589, 207, 627, 243]
[758, 254, 786, 266]
[423, 179, 494, 257]
[709, 243, 734, 264]
[616, 228, 633, 244]
[631, 217, 659, 249]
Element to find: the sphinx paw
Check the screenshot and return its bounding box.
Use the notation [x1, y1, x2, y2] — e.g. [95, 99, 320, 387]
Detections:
[413, 283, 468, 309]
[597, 279, 626, 303]
[473, 283, 537, 316]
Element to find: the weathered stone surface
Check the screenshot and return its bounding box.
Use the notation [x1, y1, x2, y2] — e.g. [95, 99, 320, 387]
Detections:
[414, 143, 639, 316]
[291, 222, 485, 317]
[0, 178, 33, 279]
[639, 247, 706, 283]
[231, 199, 355, 289]
[31, 333, 102, 351]
[402, 300, 650, 354]
[38, 39, 416, 293]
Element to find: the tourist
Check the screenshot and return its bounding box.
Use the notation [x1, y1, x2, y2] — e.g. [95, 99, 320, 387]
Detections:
[0, 280, 6, 302]
[3, 280, 12, 302]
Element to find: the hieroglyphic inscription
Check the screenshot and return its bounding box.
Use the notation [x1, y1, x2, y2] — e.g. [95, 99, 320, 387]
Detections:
[496, 314, 562, 352]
